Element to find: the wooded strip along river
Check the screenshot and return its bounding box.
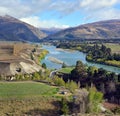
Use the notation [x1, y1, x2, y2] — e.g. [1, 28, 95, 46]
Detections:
[41, 45, 120, 74]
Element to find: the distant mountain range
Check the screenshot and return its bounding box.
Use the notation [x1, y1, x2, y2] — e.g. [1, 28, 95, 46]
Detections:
[40, 28, 62, 35]
[0, 15, 120, 42]
[0, 15, 47, 42]
[46, 19, 120, 41]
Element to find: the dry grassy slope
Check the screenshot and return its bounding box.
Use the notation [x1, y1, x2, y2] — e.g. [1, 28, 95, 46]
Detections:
[0, 15, 47, 42]
[47, 19, 120, 40]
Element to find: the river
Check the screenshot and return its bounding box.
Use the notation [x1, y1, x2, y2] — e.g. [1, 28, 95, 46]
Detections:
[41, 45, 120, 74]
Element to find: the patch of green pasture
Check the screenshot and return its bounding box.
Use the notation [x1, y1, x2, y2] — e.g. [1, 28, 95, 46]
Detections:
[0, 82, 58, 99]
[58, 67, 74, 74]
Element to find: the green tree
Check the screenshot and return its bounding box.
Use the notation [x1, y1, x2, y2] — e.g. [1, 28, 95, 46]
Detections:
[53, 76, 65, 86]
[42, 63, 47, 69]
[87, 66, 98, 77]
[66, 81, 78, 93]
[71, 61, 87, 82]
[87, 87, 103, 113]
[60, 97, 69, 115]
[30, 53, 34, 60]
[62, 62, 67, 68]
[32, 72, 40, 80]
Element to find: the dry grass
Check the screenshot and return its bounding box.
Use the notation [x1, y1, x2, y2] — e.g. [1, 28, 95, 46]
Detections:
[104, 43, 120, 54]
[0, 81, 60, 116]
[0, 98, 60, 116]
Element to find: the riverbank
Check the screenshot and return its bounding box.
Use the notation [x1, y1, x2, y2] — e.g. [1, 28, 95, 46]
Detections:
[41, 45, 120, 73]
[86, 56, 120, 68]
[56, 43, 120, 69]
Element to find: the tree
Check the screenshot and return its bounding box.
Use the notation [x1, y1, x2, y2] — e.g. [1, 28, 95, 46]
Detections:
[87, 66, 98, 77]
[66, 81, 78, 93]
[62, 62, 67, 68]
[42, 63, 47, 69]
[53, 76, 65, 86]
[32, 48, 36, 53]
[32, 72, 40, 80]
[118, 74, 120, 82]
[30, 53, 34, 60]
[71, 61, 87, 82]
[87, 87, 103, 113]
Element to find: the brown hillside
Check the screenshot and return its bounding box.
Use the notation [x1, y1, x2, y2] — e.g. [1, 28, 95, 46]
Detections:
[46, 19, 120, 40]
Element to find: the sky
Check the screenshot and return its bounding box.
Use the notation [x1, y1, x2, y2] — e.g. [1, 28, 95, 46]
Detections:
[0, 0, 120, 28]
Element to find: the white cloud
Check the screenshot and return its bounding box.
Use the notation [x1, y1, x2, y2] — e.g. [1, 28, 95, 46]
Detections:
[80, 0, 120, 22]
[0, 0, 51, 18]
[48, 0, 120, 24]
[0, 0, 120, 27]
[20, 16, 69, 28]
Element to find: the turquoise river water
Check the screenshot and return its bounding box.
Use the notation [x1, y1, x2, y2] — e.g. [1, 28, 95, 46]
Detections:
[41, 45, 120, 74]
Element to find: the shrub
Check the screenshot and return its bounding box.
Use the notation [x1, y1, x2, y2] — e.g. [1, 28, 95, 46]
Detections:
[87, 87, 103, 113]
[53, 76, 65, 86]
[66, 81, 78, 93]
[60, 97, 69, 115]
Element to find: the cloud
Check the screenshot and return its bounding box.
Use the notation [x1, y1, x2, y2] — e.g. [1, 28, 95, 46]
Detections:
[0, 0, 120, 27]
[20, 16, 69, 28]
[0, 0, 51, 18]
[1, 0, 119, 18]
[49, 0, 120, 21]
[79, 0, 120, 22]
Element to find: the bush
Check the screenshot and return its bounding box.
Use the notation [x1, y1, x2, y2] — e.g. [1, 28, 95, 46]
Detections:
[53, 76, 65, 86]
[60, 97, 69, 115]
[87, 87, 103, 113]
[66, 81, 78, 93]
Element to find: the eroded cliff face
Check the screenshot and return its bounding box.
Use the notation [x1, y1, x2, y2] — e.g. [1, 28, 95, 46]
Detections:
[0, 42, 44, 77]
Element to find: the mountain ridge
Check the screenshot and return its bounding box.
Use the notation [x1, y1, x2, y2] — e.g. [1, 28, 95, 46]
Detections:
[0, 15, 47, 42]
[45, 19, 120, 40]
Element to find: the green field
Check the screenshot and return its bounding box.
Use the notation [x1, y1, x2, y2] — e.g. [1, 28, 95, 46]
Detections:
[104, 43, 120, 54]
[0, 81, 60, 115]
[0, 81, 58, 99]
[58, 67, 74, 74]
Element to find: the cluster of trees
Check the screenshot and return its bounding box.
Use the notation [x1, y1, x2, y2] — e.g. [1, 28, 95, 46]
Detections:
[70, 61, 120, 105]
[38, 49, 49, 61]
[56, 41, 83, 51]
[86, 44, 111, 61]
[52, 76, 78, 93]
[56, 42, 120, 67]
[86, 44, 120, 67]
[31, 47, 48, 64]
[59, 87, 103, 115]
